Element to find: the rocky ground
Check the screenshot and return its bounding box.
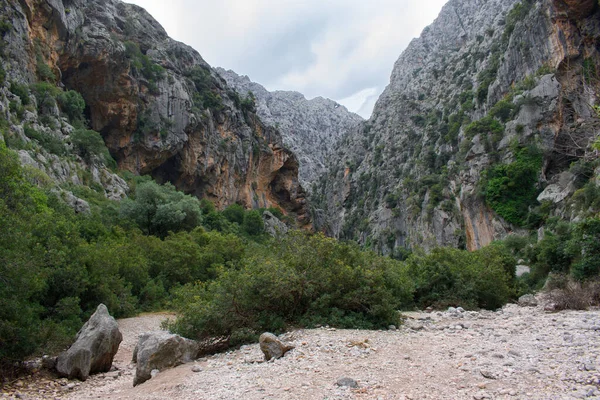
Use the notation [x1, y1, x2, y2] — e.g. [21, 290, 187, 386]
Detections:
[2, 302, 599, 400]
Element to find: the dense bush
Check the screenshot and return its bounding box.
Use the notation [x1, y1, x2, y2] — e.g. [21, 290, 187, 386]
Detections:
[186, 66, 224, 111]
[120, 180, 202, 237]
[407, 245, 514, 310]
[70, 128, 115, 167]
[57, 90, 86, 124]
[464, 116, 504, 139]
[23, 125, 66, 156]
[9, 81, 30, 106]
[168, 232, 413, 341]
[483, 146, 542, 225]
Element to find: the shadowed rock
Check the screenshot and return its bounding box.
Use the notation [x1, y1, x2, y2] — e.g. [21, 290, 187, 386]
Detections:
[56, 304, 122, 381]
[259, 332, 295, 361]
[133, 332, 200, 386]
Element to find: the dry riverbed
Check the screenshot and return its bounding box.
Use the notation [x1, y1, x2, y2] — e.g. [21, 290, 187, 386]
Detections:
[2, 302, 600, 400]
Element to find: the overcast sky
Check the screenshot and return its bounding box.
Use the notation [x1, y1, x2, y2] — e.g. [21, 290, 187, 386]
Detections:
[127, 0, 448, 118]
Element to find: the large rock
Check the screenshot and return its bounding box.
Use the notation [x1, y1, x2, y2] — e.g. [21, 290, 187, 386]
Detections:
[259, 332, 294, 361]
[133, 332, 200, 386]
[56, 304, 122, 381]
[262, 211, 289, 237]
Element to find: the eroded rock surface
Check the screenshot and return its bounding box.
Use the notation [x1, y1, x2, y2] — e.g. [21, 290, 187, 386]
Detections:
[217, 68, 363, 188]
[56, 304, 122, 381]
[133, 332, 200, 386]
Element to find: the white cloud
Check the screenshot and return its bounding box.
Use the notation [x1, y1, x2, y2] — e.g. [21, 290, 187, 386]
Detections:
[127, 0, 448, 118]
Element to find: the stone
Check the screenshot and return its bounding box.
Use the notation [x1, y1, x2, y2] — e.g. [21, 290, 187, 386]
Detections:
[259, 332, 295, 361]
[336, 377, 359, 388]
[191, 365, 203, 372]
[518, 294, 538, 307]
[56, 304, 122, 381]
[133, 332, 200, 386]
[262, 211, 288, 237]
[516, 265, 531, 277]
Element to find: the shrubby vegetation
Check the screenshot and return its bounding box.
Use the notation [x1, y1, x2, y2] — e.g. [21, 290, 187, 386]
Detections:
[482, 145, 542, 225]
[0, 139, 525, 371]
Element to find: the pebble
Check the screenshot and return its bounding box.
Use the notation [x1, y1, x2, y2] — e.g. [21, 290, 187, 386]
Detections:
[336, 377, 359, 388]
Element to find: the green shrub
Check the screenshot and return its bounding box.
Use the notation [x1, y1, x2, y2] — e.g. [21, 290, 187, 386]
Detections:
[483, 146, 542, 225]
[23, 125, 66, 156]
[570, 219, 600, 280]
[186, 66, 224, 111]
[70, 128, 114, 166]
[30, 82, 61, 114]
[407, 245, 514, 309]
[242, 210, 264, 236]
[57, 90, 86, 123]
[9, 81, 30, 106]
[464, 116, 504, 139]
[489, 99, 517, 122]
[124, 41, 165, 93]
[120, 180, 202, 237]
[222, 203, 245, 225]
[168, 232, 412, 341]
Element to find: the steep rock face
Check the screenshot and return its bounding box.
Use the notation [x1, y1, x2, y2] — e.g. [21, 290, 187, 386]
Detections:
[1, 0, 309, 224]
[316, 0, 600, 253]
[216, 68, 363, 188]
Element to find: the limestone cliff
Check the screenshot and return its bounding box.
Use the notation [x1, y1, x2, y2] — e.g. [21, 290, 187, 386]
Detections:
[0, 0, 309, 224]
[216, 68, 363, 188]
[316, 0, 600, 253]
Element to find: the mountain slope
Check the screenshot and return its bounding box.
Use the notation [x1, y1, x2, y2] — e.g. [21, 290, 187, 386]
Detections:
[0, 0, 309, 224]
[216, 68, 363, 188]
[315, 0, 600, 253]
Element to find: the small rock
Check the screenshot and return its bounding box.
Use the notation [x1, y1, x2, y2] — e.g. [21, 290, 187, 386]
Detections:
[150, 369, 159, 378]
[192, 365, 202, 373]
[584, 364, 596, 371]
[388, 325, 397, 330]
[336, 377, 358, 388]
[518, 294, 538, 307]
[480, 370, 497, 380]
[259, 332, 294, 361]
[457, 307, 465, 313]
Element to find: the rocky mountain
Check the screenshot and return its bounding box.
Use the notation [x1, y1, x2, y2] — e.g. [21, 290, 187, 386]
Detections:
[216, 68, 363, 188]
[315, 0, 600, 253]
[0, 0, 309, 225]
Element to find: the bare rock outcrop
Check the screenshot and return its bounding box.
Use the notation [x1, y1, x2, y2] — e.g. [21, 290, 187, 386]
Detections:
[217, 68, 363, 188]
[316, 0, 600, 252]
[56, 304, 122, 381]
[1, 0, 310, 226]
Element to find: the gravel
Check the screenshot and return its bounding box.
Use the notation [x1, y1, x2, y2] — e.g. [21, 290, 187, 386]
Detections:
[2, 302, 600, 400]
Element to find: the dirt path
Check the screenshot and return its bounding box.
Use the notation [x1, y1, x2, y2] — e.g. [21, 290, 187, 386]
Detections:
[3, 305, 600, 399]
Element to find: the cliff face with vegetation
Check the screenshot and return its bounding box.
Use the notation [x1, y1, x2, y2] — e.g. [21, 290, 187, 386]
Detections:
[216, 68, 363, 189]
[0, 0, 309, 224]
[315, 0, 600, 254]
